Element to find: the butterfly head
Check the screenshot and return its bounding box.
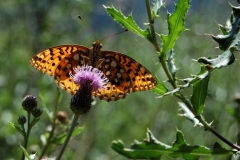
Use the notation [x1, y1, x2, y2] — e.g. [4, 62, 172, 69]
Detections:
[92, 40, 102, 51]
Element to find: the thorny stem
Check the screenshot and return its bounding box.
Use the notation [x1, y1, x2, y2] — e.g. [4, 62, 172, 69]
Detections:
[145, 0, 240, 151]
[145, 0, 177, 89]
[198, 115, 240, 150]
[145, 0, 195, 114]
[56, 114, 79, 160]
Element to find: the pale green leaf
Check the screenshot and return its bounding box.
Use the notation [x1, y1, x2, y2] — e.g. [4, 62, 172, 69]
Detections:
[104, 5, 151, 41]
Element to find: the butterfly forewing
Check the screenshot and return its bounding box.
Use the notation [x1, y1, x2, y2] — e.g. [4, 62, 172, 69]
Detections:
[30, 45, 89, 76]
[30, 45, 89, 94]
[30, 42, 156, 101]
[92, 53, 131, 101]
[53, 46, 90, 93]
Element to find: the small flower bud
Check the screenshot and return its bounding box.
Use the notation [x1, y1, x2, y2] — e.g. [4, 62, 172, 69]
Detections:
[29, 145, 38, 154]
[70, 84, 92, 115]
[234, 93, 240, 104]
[22, 95, 38, 112]
[31, 107, 43, 118]
[17, 115, 27, 125]
[57, 111, 68, 123]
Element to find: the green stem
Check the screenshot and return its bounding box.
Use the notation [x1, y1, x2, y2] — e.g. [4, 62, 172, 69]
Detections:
[56, 114, 79, 160]
[145, 0, 177, 89]
[145, 0, 159, 51]
[21, 112, 31, 160]
[145, 0, 240, 151]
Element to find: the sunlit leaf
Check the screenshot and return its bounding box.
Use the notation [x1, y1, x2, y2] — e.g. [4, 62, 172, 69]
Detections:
[198, 47, 236, 68]
[178, 102, 203, 126]
[166, 49, 177, 81]
[212, 4, 240, 50]
[20, 143, 31, 160]
[152, 0, 163, 18]
[9, 121, 25, 137]
[153, 77, 168, 95]
[156, 68, 210, 99]
[218, 24, 228, 35]
[104, 5, 151, 41]
[112, 129, 233, 159]
[160, 0, 190, 57]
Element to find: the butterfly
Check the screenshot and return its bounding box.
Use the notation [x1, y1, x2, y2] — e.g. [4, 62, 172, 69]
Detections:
[30, 40, 157, 101]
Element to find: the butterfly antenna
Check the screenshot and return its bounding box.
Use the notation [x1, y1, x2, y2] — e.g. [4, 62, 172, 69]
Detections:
[101, 29, 128, 41]
[78, 15, 98, 40]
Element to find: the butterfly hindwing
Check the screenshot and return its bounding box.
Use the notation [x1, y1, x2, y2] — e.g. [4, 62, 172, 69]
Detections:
[92, 52, 131, 101]
[92, 51, 156, 101]
[102, 51, 156, 91]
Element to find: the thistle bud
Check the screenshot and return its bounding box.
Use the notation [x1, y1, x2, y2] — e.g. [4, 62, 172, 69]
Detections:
[70, 84, 92, 115]
[22, 95, 38, 112]
[31, 107, 43, 118]
[17, 115, 27, 125]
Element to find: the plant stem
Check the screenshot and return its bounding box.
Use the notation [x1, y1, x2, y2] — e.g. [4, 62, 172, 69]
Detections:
[145, 0, 159, 51]
[145, 0, 240, 151]
[56, 114, 79, 160]
[21, 112, 31, 160]
[198, 115, 240, 150]
[145, 0, 177, 89]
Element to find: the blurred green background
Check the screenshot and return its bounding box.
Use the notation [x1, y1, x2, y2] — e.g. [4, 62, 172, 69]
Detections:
[0, 0, 239, 159]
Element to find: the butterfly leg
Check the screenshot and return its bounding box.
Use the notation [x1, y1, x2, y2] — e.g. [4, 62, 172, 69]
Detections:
[80, 55, 90, 65]
[97, 58, 105, 68]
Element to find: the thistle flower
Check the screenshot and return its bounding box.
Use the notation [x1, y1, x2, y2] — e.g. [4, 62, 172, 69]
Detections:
[71, 65, 108, 91]
[70, 65, 108, 115]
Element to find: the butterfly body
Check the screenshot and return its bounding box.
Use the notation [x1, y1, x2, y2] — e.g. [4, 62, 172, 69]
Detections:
[30, 41, 156, 101]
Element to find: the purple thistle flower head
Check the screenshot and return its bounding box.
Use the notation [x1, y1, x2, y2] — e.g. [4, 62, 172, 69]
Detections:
[70, 65, 108, 115]
[71, 65, 109, 91]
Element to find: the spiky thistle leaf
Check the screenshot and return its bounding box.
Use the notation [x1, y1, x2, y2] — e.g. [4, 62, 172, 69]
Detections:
[104, 5, 151, 41]
[160, 0, 190, 57]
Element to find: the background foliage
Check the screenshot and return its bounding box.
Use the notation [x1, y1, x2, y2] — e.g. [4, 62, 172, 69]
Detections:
[0, 0, 239, 159]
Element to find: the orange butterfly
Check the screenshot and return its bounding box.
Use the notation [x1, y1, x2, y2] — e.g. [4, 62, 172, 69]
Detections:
[30, 39, 156, 102]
